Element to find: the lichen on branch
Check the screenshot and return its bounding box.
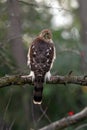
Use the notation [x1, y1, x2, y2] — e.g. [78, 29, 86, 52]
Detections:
[0, 74, 87, 88]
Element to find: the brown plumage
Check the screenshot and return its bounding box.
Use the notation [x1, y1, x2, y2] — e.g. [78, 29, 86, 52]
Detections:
[27, 29, 56, 104]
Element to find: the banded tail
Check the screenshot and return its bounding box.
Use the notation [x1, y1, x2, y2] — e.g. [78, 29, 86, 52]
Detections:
[33, 76, 44, 104]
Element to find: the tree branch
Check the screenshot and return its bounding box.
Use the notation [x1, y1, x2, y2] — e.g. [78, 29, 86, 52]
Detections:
[0, 74, 87, 88]
[19, 0, 72, 13]
[39, 107, 87, 130]
[0, 75, 87, 130]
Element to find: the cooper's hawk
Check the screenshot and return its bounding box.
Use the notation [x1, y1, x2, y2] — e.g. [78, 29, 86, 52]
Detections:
[27, 29, 56, 104]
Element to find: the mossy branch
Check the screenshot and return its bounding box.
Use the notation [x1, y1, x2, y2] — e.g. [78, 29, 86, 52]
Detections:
[0, 74, 87, 88]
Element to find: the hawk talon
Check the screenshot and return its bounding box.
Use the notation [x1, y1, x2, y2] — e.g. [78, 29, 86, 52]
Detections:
[50, 76, 54, 81]
[21, 75, 33, 81]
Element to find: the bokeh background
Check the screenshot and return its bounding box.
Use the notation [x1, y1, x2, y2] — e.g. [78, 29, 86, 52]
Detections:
[0, 0, 87, 130]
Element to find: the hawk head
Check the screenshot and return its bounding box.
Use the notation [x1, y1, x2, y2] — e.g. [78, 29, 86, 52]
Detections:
[39, 29, 52, 42]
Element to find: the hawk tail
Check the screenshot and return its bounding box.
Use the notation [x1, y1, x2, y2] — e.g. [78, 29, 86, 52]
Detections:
[33, 77, 44, 104]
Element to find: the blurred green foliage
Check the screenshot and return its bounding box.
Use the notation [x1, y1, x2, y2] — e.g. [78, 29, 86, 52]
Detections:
[0, 0, 87, 130]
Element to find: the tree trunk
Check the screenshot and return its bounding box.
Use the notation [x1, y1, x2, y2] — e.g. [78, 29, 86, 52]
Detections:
[78, 0, 87, 72]
[7, 0, 26, 71]
[7, 1, 32, 129]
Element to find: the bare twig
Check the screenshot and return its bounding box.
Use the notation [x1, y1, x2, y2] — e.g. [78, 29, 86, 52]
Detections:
[19, 0, 72, 13]
[0, 74, 87, 88]
[3, 94, 12, 120]
[38, 105, 51, 123]
[39, 107, 87, 130]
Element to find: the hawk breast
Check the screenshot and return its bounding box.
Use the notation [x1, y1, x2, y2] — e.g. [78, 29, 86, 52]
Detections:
[29, 38, 54, 76]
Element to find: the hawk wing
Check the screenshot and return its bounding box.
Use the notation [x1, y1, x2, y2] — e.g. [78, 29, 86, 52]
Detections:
[28, 38, 55, 76]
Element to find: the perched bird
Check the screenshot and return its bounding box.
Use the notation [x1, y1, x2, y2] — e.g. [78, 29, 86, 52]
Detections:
[27, 29, 56, 104]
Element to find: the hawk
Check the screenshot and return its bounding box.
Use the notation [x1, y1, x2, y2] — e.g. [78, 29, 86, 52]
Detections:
[27, 29, 56, 104]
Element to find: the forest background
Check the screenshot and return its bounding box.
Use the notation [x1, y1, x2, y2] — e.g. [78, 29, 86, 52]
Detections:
[0, 0, 87, 130]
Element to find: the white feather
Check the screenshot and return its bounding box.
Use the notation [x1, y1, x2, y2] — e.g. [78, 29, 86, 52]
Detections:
[33, 100, 42, 105]
[27, 47, 31, 67]
[45, 71, 51, 81]
[28, 71, 35, 81]
[50, 46, 56, 69]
